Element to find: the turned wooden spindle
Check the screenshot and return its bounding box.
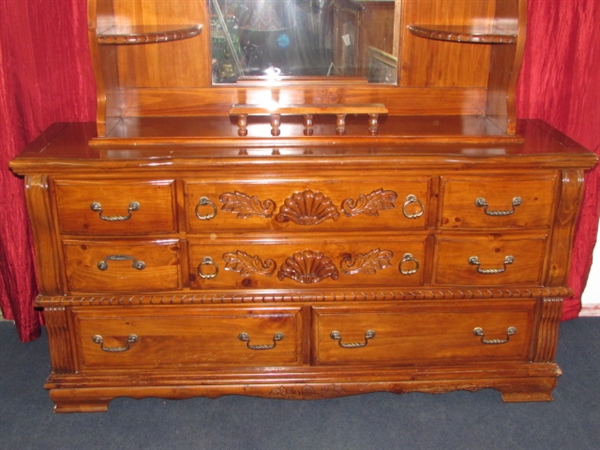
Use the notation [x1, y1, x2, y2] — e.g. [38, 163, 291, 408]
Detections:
[230, 103, 388, 137]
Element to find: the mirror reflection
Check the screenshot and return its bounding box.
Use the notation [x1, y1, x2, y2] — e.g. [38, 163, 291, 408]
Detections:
[209, 0, 397, 84]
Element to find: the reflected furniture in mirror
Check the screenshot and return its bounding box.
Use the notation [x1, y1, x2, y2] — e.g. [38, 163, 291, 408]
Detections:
[9, 0, 598, 412]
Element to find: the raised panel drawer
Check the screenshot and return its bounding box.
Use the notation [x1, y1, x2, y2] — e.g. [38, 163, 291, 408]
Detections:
[185, 178, 430, 232]
[434, 234, 547, 285]
[312, 301, 535, 365]
[54, 180, 177, 234]
[63, 239, 182, 292]
[71, 306, 303, 369]
[188, 234, 427, 289]
[439, 175, 556, 229]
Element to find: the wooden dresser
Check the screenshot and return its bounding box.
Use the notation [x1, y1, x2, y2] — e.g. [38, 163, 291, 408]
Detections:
[10, 0, 597, 412]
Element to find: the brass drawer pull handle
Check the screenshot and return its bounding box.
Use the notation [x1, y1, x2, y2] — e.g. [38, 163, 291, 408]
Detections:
[402, 194, 425, 219]
[197, 256, 219, 279]
[97, 255, 146, 271]
[92, 334, 138, 352]
[468, 255, 514, 274]
[90, 201, 140, 221]
[473, 327, 516, 345]
[238, 332, 284, 350]
[195, 196, 218, 220]
[330, 330, 376, 348]
[475, 197, 522, 216]
[399, 253, 419, 275]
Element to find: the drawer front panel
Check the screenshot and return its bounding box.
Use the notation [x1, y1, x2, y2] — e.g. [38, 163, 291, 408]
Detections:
[72, 306, 303, 369]
[185, 178, 430, 232]
[440, 175, 556, 229]
[313, 301, 535, 365]
[54, 180, 177, 234]
[188, 235, 427, 289]
[434, 234, 547, 285]
[63, 239, 182, 292]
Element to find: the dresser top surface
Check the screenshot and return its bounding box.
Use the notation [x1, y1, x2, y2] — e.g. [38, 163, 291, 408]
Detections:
[10, 119, 597, 174]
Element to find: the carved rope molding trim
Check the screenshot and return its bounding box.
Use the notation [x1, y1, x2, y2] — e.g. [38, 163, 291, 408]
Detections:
[34, 287, 572, 307]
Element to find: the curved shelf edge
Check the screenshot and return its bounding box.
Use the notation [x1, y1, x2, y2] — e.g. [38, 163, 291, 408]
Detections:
[408, 25, 517, 44]
[98, 24, 203, 45]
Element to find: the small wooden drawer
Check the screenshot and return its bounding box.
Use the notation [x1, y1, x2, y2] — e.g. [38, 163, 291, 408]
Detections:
[434, 234, 547, 285]
[71, 306, 303, 369]
[439, 175, 556, 229]
[54, 179, 177, 234]
[185, 178, 430, 232]
[63, 239, 182, 292]
[312, 301, 535, 365]
[188, 234, 428, 289]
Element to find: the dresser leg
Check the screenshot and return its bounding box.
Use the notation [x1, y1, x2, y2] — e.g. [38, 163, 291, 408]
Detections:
[49, 389, 111, 413]
[498, 376, 559, 402]
[501, 390, 554, 402]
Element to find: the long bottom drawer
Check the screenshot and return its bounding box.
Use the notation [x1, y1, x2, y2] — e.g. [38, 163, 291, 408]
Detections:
[72, 306, 304, 369]
[312, 300, 536, 365]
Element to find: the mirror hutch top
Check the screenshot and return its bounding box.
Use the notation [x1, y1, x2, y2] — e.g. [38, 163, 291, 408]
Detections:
[89, 0, 526, 148]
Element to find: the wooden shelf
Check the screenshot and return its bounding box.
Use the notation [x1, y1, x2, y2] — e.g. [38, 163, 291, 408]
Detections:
[408, 25, 517, 44]
[97, 24, 202, 45]
[88, 115, 525, 148]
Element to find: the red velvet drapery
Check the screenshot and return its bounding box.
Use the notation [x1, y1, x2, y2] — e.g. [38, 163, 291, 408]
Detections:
[1, 0, 598, 341]
[517, 0, 600, 320]
[0, 0, 95, 341]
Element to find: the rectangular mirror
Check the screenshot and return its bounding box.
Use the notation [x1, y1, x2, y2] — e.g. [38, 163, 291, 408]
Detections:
[209, 0, 397, 84]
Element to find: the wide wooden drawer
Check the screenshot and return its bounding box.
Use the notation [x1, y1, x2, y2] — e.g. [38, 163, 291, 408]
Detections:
[54, 179, 177, 234]
[63, 239, 182, 292]
[185, 178, 430, 232]
[434, 234, 547, 285]
[188, 234, 427, 289]
[71, 306, 303, 369]
[312, 301, 535, 365]
[439, 175, 556, 229]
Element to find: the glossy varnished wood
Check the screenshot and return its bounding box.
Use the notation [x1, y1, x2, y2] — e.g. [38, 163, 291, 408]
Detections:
[71, 306, 304, 369]
[9, 120, 597, 412]
[8, 0, 599, 413]
[87, 0, 526, 137]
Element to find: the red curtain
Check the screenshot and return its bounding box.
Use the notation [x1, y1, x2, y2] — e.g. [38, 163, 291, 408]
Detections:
[1, 0, 598, 341]
[517, 0, 600, 320]
[0, 0, 95, 342]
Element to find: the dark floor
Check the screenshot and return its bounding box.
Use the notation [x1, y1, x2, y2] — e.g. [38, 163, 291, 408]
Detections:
[1, 318, 598, 450]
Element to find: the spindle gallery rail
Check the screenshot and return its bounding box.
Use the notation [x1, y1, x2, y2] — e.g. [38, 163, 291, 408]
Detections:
[230, 103, 388, 137]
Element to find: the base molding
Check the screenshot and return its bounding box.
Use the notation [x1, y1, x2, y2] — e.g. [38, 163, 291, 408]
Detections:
[46, 364, 561, 412]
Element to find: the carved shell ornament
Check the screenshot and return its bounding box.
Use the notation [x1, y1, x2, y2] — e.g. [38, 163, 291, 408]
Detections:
[223, 251, 276, 277]
[276, 190, 340, 225]
[277, 250, 339, 283]
[220, 191, 276, 218]
[341, 188, 397, 217]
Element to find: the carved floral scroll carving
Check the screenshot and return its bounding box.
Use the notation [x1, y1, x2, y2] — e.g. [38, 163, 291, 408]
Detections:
[277, 250, 339, 283]
[223, 251, 277, 277]
[220, 191, 276, 218]
[276, 190, 340, 225]
[341, 189, 397, 217]
[341, 248, 394, 275]
[222, 248, 397, 283]
[218, 188, 398, 225]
